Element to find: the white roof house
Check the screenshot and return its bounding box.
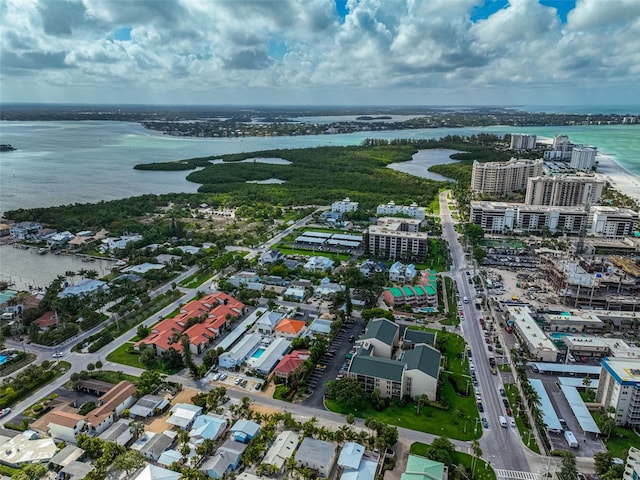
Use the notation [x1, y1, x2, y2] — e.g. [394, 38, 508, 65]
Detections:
[255, 310, 285, 335]
[304, 256, 335, 272]
[0, 431, 57, 467]
[338, 442, 365, 469]
[249, 337, 292, 375]
[263, 430, 300, 470]
[167, 403, 202, 429]
[134, 464, 180, 480]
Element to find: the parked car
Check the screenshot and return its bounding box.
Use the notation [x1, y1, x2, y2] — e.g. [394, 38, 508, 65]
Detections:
[219, 373, 227, 381]
[52, 352, 64, 358]
[482, 417, 489, 428]
[502, 398, 510, 408]
[477, 402, 484, 412]
[499, 388, 506, 397]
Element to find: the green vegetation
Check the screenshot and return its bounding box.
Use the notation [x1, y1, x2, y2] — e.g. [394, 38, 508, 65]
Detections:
[273, 244, 352, 262]
[441, 277, 459, 326]
[0, 353, 36, 376]
[24, 393, 58, 419]
[0, 361, 70, 409]
[504, 383, 540, 454]
[411, 440, 496, 480]
[105, 342, 147, 370]
[414, 238, 451, 272]
[136, 144, 449, 208]
[273, 385, 293, 402]
[82, 369, 139, 385]
[179, 268, 214, 288]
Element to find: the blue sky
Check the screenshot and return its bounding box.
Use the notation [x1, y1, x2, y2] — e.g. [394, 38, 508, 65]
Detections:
[1, 0, 638, 105]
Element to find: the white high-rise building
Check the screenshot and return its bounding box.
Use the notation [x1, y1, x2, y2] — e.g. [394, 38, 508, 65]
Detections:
[510, 133, 537, 151]
[570, 146, 598, 171]
[471, 158, 543, 195]
[590, 206, 639, 238]
[525, 175, 605, 207]
[623, 446, 640, 480]
[376, 201, 426, 220]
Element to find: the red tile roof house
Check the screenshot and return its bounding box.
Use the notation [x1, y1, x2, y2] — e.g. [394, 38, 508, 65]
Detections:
[85, 381, 137, 435]
[136, 293, 245, 355]
[34, 311, 59, 330]
[273, 350, 310, 381]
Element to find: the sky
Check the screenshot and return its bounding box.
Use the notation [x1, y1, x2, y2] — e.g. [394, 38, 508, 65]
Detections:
[1, 0, 639, 106]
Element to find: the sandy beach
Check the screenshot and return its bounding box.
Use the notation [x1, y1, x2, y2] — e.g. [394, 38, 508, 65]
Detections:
[595, 153, 640, 204]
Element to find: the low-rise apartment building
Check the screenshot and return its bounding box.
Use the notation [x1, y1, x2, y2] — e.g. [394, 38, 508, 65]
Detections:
[506, 306, 559, 362]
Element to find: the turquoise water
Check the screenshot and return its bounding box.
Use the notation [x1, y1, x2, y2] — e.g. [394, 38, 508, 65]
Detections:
[0, 290, 16, 304]
[549, 332, 573, 339]
[419, 307, 437, 313]
[1, 120, 639, 214]
[0, 356, 7, 365]
[251, 348, 265, 359]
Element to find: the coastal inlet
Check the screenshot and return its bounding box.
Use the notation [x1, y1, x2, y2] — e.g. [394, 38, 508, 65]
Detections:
[0, 245, 117, 292]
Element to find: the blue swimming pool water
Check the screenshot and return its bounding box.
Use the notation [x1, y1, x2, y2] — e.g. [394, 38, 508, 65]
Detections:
[251, 348, 265, 359]
[549, 333, 572, 339]
[0, 356, 8, 365]
[0, 290, 16, 305]
[419, 307, 437, 313]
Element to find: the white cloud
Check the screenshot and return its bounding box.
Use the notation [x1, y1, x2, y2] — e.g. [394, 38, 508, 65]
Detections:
[0, 0, 638, 104]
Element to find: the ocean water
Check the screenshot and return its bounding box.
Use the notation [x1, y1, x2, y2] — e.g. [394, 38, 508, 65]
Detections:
[0, 120, 639, 214]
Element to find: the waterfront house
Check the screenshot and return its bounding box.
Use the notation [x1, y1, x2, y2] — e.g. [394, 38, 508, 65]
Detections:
[9, 222, 42, 240]
[58, 279, 108, 299]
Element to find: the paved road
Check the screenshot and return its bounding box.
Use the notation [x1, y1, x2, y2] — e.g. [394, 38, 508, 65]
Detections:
[439, 191, 532, 473]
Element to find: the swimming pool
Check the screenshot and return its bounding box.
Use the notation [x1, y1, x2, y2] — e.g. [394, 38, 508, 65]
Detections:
[251, 348, 265, 359]
[0, 290, 16, 305]
[549, 333, 573, 339]
[418, 307, 437, 313]
[0, 356, 8, 366]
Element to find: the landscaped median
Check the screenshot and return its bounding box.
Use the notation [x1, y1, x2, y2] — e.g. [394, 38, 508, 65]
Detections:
[324, 327, 481, 441]
[504, 383, 540, 454]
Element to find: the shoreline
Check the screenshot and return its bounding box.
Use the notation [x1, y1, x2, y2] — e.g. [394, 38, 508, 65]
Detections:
[595, 153, 640, 204]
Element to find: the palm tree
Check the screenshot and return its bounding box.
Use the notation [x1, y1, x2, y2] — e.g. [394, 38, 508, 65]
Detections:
[416, 394, 430, 416]
[129, 420, 144, 440]
[471, 440, 482, 476]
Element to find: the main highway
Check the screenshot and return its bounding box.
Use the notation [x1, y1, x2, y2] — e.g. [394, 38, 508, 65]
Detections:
[439, 191, 533, 473]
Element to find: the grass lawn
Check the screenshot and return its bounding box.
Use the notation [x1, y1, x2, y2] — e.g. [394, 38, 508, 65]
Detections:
[407, 326, 469, 376]
[498, 363, 512, 372]
[602, 426, 640, 459]
[106, 342, 147, 370]
[0, 353, 37, 377]
[180, 269, 214, 288]
[504, 383, 540, 454]
[89, 370, 140, 385]
[273, 385, 293, 402]
[274, 245, 352, 262]
[410, 442, 496, 480]
[440, 277, 460, 326]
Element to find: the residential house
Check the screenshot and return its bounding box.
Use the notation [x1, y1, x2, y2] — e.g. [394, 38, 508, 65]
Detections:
[273, 350, 310, 381]
[401, 455, 447, 480]
[263, 431, 300, 472]
[259, 249, 284, 265]
[228, 271, 262, 289]
[304, 256, 335, 272]
[58, 279, 108, 299]
[97, 418, 133, 446]
[402, 329, 436, 349]
[200, 439, 248, 479]
[9, 222, 42, 240]
[102, 234, 143, 252]
[338, 442, 378, 480]
[42, 408, 86, 443]
[84, 381, 137, 435]
[295, 437, 337, 478]
[47, 231, 74, 246]
[129, 394, 170, 418]
[230, 419, 260, 444]
[359, 259, 387, 278]
[314, 278, 344, 298]
[157, 449, 186, 468]
[388, 262, 416, 283]
[134, 464, 180, 480]
[358, 318, 399, 358]
[274, 318, 307, 339]
[132, 431, 177, 462]
[34, 311, 58, 330]
[0, 431, 57, 467]
[283, 286, 306, 302]
[255, 311, 285, 335]
[167, 403, 202, 430]
[308, 318, 332, 336]
[190, 414, 228, 445]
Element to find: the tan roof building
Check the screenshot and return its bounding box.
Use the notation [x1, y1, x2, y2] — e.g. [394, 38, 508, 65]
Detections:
[85, 381, 137, 434]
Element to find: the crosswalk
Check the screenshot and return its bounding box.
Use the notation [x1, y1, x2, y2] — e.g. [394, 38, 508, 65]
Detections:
[494, 469, 542, 480]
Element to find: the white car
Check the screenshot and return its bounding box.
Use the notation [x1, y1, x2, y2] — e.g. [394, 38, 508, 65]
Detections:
[0, 408, 12, 418]
[52, 352, 64, 358]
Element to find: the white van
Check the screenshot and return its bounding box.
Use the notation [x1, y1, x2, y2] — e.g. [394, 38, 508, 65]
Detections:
[499, 416, 507, 428]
